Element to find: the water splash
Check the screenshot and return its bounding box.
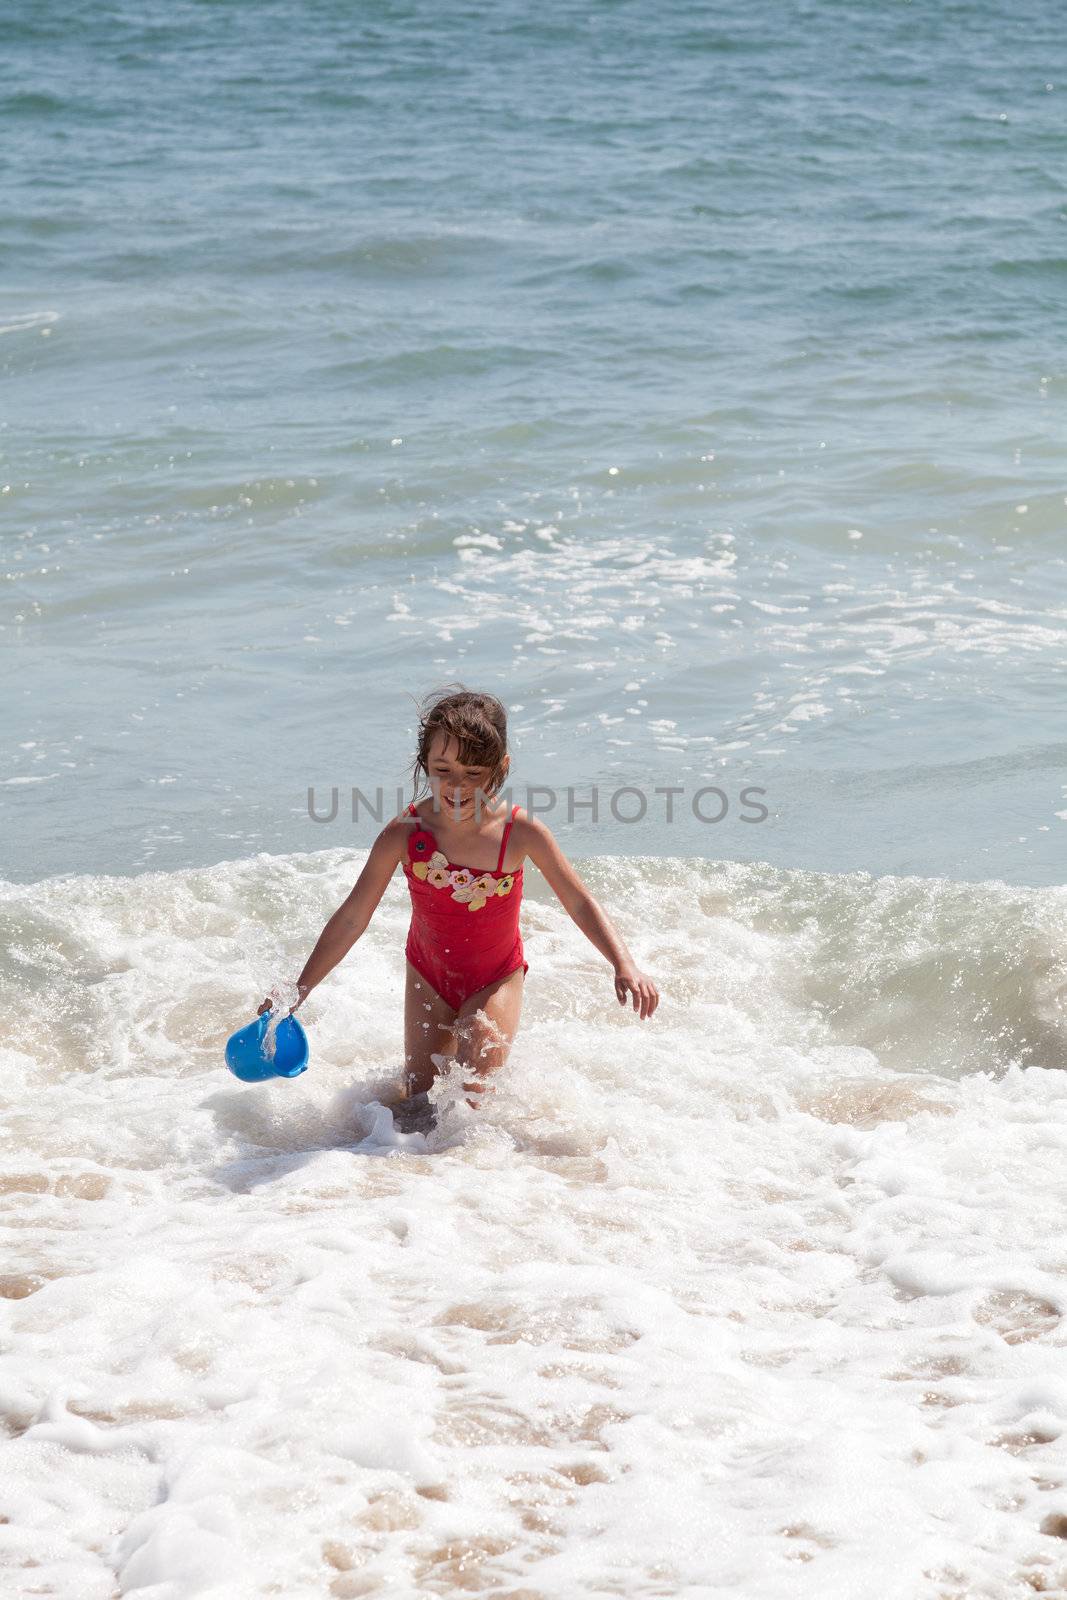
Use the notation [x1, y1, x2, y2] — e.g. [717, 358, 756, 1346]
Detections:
[261, 978, 303, 1061]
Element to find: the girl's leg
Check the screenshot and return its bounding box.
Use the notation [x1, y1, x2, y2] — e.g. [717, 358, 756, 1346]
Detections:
[403, 960, 458, 1097]
[453, 965, 525, 1108]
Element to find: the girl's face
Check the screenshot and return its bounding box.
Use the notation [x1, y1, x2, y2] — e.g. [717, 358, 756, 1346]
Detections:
[426, 732, 499, 814]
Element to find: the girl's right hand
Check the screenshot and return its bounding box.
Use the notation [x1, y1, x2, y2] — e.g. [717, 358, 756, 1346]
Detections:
[257, 983, 307, 1017]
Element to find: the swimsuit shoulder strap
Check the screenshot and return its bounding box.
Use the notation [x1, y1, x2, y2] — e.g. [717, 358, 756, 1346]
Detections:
[404, 800, 439, 866]
[496, 803, 519, 873]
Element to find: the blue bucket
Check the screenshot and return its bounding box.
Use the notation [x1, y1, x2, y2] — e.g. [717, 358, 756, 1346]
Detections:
[225, 1011, 309, 1082]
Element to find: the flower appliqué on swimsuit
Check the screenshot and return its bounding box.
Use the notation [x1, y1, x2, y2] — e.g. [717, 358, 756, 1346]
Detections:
[451, 872, 498, 910]
[411, 846, 453, 888]
[409, 829, 437, 863]
[410, 845, 516, 912]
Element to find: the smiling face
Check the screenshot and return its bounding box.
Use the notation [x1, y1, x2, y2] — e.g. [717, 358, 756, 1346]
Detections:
[426, 730, 506, 816]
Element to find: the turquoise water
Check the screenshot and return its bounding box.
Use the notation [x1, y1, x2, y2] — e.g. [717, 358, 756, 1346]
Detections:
[3, 0, 1066, 887]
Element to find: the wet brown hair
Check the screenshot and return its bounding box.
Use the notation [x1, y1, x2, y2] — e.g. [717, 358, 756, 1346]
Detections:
[408, 683, 511, 804]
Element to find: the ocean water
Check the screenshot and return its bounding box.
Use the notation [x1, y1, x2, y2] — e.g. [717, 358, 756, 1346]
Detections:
[4, 0, 1067, 884]
[3, 0, 1067, 1595]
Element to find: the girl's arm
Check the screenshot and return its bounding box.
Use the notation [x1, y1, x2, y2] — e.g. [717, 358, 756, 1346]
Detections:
[524, 815, 659, 1020]
[257, 818, 406, 1015]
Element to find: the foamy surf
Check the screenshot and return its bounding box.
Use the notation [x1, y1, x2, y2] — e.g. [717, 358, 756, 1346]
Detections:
[2, 848, 1066, 1597]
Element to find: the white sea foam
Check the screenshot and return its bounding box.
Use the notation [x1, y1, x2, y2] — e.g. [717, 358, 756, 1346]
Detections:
[2, 850, 1065, 1595]
[0, 309, 60, 337]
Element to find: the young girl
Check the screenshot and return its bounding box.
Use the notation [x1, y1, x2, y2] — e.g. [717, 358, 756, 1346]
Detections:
[259, 687, 659, 1129]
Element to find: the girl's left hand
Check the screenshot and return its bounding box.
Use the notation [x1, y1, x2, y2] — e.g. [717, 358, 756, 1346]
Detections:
[614, 965, 659, 1019]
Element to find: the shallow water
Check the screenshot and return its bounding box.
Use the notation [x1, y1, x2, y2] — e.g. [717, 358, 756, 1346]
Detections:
[3, 852, 1067, 1596]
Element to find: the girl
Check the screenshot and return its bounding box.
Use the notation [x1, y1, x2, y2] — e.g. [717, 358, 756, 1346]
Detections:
[259, 687, 659, 1129]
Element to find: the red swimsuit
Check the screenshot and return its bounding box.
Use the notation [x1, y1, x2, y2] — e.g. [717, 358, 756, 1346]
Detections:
[402, 801, 528, 1011]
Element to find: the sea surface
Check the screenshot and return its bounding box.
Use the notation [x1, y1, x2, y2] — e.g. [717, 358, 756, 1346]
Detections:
[3, 1, 1067, 1595]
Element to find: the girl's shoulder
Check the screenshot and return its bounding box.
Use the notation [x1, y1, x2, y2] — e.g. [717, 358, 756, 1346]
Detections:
[380, 809, 418, 855]
[509, 805, 544, 833]
[501, 802, 534, 835]
[508, 808, 567, 864]
[396, 800, 442, 830]
[504, 804, 538, 865]
[496, 803, 528, 875]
